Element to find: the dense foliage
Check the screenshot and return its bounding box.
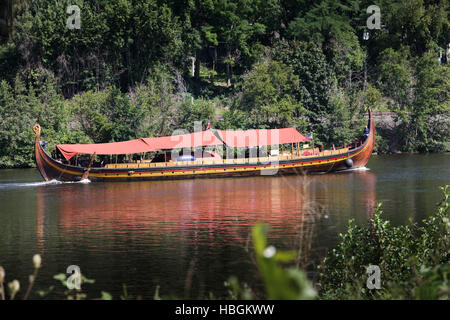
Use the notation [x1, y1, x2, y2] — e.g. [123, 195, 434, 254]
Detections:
[0, 0, 449, 167]
[220, 184, 449, 300]
[319, 185, 449, 299]
[234, 185, 449, 300]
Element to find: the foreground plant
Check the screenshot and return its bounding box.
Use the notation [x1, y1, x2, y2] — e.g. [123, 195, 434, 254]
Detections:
[23, 254, 42, 300]
[0, 254, 41, 300]
[0, 254, 112, 300]
[251, 224, 317, 300]
[39, 270, 113, 300]
[0, 266, 5, 299]
[318, 185, 449, 299]
[8, 279, 20, 300]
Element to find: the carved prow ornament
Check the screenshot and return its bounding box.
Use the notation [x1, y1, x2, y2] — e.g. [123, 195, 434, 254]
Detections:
[33, 124, 50, 181]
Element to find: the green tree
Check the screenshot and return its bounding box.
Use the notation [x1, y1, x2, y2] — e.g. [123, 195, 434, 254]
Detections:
[377, 47, 414, 110]
[401, 51, 450, 152]
[71, 90, 111, 143]
[72, 86, 149, 143]
[233, 58, 307, 130]
[133, 64, 186, 137]
[0, 69, 89, 168]
[273, 40, 339, 144]
[12, 0, 184, 96]
[0, 80, 34, 167]
[375, 0, 450, 57]
[176, 98, 216, 132]
[212, 0, 268, 86]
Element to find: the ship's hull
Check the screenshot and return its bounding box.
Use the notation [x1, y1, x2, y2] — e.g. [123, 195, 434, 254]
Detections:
[33, 111, 375, 182]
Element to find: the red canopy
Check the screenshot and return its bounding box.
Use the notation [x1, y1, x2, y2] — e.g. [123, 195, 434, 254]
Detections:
[57, 139, 151, 161]
[141, 130, 222, 150]
[216, 127, 308, 148]
[57, 127, 308, 160]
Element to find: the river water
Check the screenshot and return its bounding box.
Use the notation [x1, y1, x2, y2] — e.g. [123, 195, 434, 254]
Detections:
[0, 154, 448, 299]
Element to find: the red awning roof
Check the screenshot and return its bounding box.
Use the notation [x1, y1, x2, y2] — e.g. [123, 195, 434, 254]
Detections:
[57, 139, 152, 162]
[57, 127, 308, 160]
[141, 130, 222, 150]
[216, 127, 308, 148]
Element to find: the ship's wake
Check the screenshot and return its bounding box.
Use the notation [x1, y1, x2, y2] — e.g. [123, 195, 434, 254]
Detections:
[0, 179, 91, 189]
[338, 166, 370, 173]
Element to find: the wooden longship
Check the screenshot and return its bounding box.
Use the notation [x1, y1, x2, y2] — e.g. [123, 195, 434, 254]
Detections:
[33, 111, 375, 182]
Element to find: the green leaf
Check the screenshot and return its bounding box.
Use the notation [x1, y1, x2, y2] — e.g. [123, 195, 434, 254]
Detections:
[101, 291, 113, 300]
[53, 273, 67, 282]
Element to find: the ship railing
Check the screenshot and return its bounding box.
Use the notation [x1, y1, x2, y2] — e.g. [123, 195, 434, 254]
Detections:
[103, 146, 351, 170]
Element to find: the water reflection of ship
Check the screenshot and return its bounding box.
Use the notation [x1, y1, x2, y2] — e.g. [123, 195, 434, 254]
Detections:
[36, 171, 376, 263]
[53, 178, 318, 244]
[36, 192, 45, 254]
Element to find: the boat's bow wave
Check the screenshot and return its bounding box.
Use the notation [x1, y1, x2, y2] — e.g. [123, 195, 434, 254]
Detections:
[0, 179, 91, 189]
[338, 166, 370, 173]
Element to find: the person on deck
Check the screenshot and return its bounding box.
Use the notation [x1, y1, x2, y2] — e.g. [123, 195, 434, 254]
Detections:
[363, 126, 369, 137]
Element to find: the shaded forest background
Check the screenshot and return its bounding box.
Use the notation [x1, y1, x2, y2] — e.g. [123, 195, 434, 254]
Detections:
[0, 0, 449, 168]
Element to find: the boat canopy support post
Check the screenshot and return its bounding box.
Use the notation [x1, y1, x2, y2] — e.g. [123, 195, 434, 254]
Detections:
[81, 153, 96, 180]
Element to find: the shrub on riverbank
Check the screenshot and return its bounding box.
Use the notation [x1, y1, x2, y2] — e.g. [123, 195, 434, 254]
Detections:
[318, 185, 449, 299]
[156, 185, 450, 300]
[219, 185, 449, 300]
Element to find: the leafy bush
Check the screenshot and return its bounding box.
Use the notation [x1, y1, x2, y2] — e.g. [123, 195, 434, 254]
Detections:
[252, 224, 316, 300]
[318, 185, 449, 299]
